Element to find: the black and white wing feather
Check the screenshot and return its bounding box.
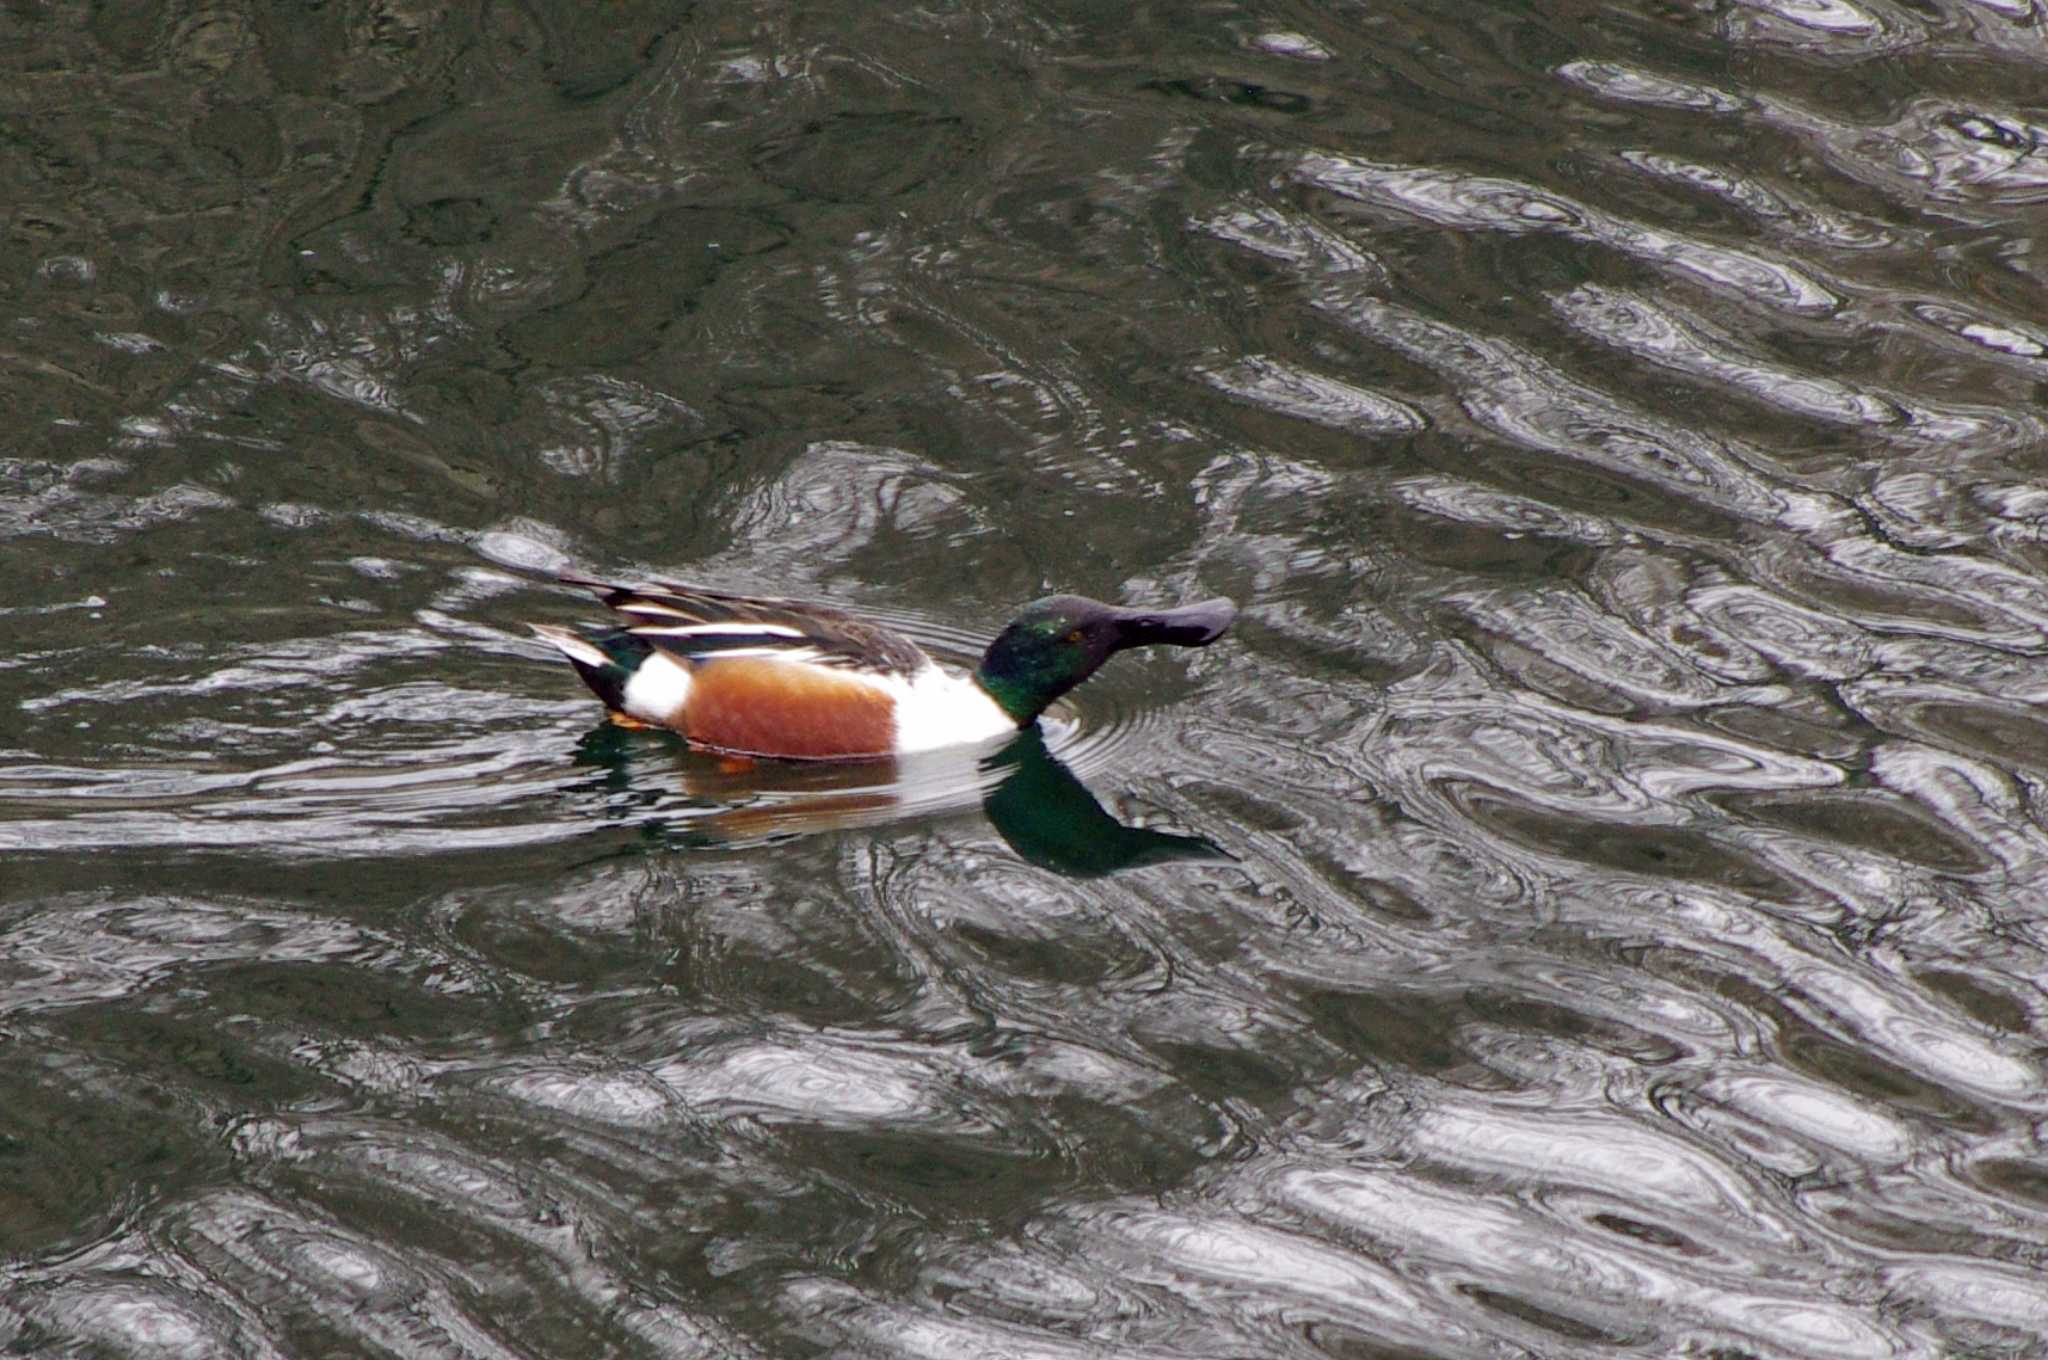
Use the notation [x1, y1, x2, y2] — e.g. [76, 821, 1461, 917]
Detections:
[562, 576, 932, 677]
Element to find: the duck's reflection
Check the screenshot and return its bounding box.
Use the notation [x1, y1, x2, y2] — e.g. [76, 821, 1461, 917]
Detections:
[566, 724, 1226, 876]
[976, 728, 1228, 875]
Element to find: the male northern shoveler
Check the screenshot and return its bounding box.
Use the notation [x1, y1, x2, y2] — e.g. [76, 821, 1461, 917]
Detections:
[531, 576, 1236, 760]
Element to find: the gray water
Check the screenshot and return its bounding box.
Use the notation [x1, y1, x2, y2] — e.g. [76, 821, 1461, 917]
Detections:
[7, 1, 2048, 1356]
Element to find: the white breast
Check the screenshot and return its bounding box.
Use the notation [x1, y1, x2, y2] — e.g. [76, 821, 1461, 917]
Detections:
[886, 664, 1019, 754]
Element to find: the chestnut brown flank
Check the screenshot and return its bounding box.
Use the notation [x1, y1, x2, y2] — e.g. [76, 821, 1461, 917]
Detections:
[681, 657, 897, 758]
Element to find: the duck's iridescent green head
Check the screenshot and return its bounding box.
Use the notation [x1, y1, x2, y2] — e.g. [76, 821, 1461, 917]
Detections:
[973, 594, 1237, 725]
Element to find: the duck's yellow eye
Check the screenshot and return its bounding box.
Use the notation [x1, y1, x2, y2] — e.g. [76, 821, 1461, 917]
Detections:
[1066, 629, 1085, 644]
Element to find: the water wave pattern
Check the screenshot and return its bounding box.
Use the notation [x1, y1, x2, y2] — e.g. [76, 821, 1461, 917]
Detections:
[7, 0, 2048, 1357]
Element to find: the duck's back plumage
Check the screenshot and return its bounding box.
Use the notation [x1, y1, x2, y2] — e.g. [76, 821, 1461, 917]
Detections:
[566, 576, 931, 677]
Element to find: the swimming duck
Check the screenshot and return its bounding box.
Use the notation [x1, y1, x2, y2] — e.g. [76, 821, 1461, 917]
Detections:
[532, 576, 1236, 760]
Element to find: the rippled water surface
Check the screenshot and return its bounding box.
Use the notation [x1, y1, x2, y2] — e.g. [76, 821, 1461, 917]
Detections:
[9, 1, 2048, 1355]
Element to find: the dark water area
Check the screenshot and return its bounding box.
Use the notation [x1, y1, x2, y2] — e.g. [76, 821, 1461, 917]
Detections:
[7, 0, 2048, 1354]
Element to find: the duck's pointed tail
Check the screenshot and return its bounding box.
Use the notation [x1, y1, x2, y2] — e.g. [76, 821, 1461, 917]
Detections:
[532, 624, 661, 719]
